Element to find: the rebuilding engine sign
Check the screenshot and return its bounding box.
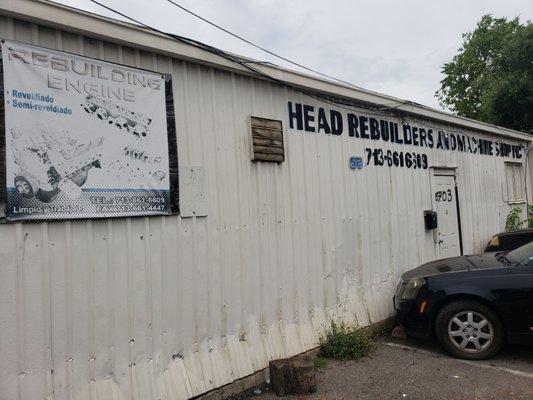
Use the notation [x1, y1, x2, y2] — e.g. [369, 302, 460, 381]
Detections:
[1, 40, 172, 221]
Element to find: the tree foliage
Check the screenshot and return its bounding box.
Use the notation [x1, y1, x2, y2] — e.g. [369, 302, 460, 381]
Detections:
[436, 15, 533, 133]
[505, 206, 533, 230]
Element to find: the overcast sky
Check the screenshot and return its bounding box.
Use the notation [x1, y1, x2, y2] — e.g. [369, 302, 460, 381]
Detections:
[51, 0, 532, 110]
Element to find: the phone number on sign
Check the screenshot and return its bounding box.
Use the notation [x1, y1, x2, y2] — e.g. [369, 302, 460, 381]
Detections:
[365, 148, 428, 170]
[95, 204, 167, 213]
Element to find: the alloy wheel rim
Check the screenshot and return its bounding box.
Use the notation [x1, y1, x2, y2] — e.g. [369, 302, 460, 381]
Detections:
[447, 311, 493, 353]
[16, 181, 31, 195]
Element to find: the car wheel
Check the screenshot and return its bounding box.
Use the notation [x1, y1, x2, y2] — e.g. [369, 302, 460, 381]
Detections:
[14, 176, 34, 198]
[435, 299, 503, 360]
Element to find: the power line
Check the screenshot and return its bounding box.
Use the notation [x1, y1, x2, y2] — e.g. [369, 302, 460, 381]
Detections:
[74, 0, 532, 145]
[86, 0, 397, 119]
[71, 2, 531, 142]
[162, 0, 364, 90]
[87, 0, 229, 57]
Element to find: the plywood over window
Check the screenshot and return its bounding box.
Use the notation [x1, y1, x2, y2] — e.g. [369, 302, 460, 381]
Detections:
[250, 116, 284, 163]
[505, 162, 526, 203]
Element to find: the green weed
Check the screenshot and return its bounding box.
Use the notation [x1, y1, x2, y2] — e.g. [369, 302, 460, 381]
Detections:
[313, 356, 327, 369]
[319, 323, 375, 361]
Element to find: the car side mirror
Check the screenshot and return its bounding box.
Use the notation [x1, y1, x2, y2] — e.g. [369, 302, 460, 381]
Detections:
[424, 210, 438, 230]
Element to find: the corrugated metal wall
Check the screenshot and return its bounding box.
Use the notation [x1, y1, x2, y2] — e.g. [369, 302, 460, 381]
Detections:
[0, 16, 529, 400]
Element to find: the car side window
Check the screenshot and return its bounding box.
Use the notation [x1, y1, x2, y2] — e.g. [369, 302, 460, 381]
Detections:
[500, 236, 514, 251]
[502, 234, 533, 251]
[515, 234, 533, 248]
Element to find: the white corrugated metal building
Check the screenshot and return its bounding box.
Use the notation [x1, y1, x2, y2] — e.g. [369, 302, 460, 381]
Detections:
[0, 1, 531, 399]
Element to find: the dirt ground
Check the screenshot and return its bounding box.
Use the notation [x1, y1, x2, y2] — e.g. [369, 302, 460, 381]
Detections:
[250, 336, 533, 400]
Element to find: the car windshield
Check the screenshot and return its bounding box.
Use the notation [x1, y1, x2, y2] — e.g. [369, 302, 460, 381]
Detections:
[503, 240, 533, 266]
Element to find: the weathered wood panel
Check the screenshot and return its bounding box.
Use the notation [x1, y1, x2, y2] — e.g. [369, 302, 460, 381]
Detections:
[251, 116, 284, 162]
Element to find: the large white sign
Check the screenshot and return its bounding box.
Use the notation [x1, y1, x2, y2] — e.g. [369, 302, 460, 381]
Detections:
[1, 40, 172, 221]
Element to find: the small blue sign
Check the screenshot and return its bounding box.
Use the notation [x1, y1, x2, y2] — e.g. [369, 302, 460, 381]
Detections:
[349, 156, 363, 169]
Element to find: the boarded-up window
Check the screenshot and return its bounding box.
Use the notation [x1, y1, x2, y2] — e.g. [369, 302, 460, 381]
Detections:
[250, 116, 284, 163]
[505, 162, 526, 203]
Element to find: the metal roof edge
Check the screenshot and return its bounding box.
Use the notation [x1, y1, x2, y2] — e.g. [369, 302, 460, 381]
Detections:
[1, 0, 531, 142]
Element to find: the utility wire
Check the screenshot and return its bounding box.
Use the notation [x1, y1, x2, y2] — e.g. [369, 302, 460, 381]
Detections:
[88, 0, 231, 57]
[162, 0, 364, 90]
[86, 0, 397, 118]
[78, 2, 533, 156]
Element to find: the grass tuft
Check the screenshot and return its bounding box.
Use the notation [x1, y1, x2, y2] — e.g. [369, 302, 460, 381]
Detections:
[319, 322, 375, 361]
[313, 356, 327, 369]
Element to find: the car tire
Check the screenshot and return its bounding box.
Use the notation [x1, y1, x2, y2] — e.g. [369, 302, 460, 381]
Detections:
[36, 188, 60, 203]
[14, 176, 34, 198]
[435, 299, 503, 360]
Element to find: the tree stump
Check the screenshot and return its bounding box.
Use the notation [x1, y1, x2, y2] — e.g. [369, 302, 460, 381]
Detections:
[269, 355, 317, 396]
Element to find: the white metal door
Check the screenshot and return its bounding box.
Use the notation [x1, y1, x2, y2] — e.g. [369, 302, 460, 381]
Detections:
[432, 174, 461, 259]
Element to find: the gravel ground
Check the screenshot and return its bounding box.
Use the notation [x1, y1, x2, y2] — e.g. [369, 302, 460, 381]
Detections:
[250, 337, 533, 400]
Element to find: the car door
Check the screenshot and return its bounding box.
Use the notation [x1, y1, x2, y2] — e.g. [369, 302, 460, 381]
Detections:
[492, 265, 533, 342]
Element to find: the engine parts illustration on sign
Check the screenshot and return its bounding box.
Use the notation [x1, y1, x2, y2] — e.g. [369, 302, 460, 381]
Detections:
[82, 94, 152, 139]
[1, 40, 172, 221]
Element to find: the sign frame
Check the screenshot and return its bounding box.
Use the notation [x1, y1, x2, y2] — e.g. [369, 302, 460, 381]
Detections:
[0, 39, 179, 222]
